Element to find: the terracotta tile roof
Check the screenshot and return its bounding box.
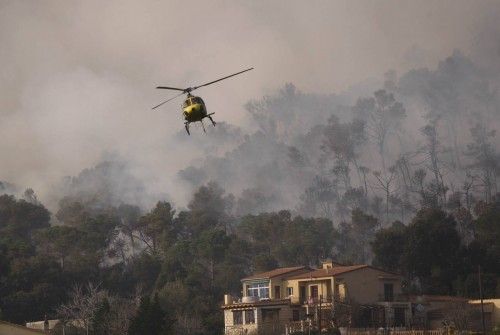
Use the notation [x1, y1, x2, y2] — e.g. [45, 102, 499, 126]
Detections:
[221, 298, 292, 309]
[242, 266, 306, 281]
[285, 265, 370, 280]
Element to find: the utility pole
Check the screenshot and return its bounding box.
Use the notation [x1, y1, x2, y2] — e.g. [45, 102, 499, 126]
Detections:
[478, 265, 486, 335]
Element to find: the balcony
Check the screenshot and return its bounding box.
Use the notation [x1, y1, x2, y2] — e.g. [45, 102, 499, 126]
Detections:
[378, 293, 408, 302]
[333, 293, 347, 303]
[298, 296, 334, 305]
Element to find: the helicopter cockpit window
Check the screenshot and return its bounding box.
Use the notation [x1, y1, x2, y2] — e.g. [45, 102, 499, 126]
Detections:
[192, 97, 203, 104]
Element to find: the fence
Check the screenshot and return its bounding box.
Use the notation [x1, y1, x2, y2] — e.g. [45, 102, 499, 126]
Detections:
[344, 329, 443, 335]
[286, 326, 447, 335]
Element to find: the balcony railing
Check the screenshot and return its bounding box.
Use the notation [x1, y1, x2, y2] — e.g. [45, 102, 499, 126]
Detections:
[298, 296, 335, 305]
[225, 325, 256, 335]
[378, 293, 408, 302]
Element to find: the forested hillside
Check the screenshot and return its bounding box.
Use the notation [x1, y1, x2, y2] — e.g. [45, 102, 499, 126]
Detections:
[1, 51, 499, 334]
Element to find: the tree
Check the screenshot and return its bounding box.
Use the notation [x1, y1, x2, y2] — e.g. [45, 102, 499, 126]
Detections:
[336, 209, 378, 264]
[350, 209, 379, 263]
[372, 168, 398, 225]
[22, 188, 40, 205]
[196, 229, 231, 287]
[353, 90, 406, 171]
[34, 226, 81, 269]
[238, 211, 336, 267]
[1, 257, 65, 324]
[298, 176, 338, 219]
[138, 202, 175, 254]
[186, 182, 233, 235]
[442, 301, 478, 332]
[115, 204, 142, 254]
[372, 221, 407, 272]
[420, 122, 448, 206]
[55, 199, 89, 227]
[108, 294, 141, 335]
[402, 208, 462, 294]
[57, 283, 107, 335]
[0, 194, 50, 240]
[321, 115, 366, 189]
[398, 51, 489, 168]
[465, 123, 498, 203]
[79, 214, 120, 256]
[128, 295, 174, 335]
[245, 83, 336, 141]
[92, 297, 111, 335]
[236, 188, 275, 216]
[252, 253, 278, 272]
[472, 200, 500, 277]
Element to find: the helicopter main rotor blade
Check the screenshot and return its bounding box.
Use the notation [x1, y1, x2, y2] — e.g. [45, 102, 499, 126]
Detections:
[191, 67, 254, 91]
[156, 86, 187, 91]
[152, 92, 185, 110]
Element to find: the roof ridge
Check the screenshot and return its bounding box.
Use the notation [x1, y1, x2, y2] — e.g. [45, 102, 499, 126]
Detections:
[242, 266, 306, 280]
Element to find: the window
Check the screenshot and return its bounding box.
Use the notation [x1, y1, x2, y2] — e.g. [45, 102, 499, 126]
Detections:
[292, 309, 300, 321]
[233, 311, 243, 325]
[384, 283, 394, 302]
[274, 286, 281, 299]
[287, 287, 293, 297]
[192, 97, 203, 104]
[246, 282, 269, 298]
[300, 286, 306, 303]
[310, 285, 318, 298]
[245, 310, 255, 324]
[262, 309, 279, 323]
[336, 283, 346, 301]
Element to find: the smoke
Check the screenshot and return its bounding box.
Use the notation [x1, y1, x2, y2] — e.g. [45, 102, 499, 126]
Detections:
[1, 0, 500, 212]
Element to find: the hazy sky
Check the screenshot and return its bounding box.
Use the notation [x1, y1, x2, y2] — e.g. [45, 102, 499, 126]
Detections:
[1, 0, 500, 206]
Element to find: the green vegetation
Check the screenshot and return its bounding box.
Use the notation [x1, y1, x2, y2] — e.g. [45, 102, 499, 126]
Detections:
[1, 51, 500, 334]
[0, 182, 499, 334]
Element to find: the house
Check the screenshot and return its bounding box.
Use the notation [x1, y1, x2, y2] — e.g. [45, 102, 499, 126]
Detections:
[407, 296, 500, 332]
[0, 320, 46, 335]
[26, 319, 84, 335]
[223, 266, 309, 335]
[407, 295, 471, 330]
[222, 261, 411, 335]
[469, 298, 500, 331]
[26, 319, 59, 333]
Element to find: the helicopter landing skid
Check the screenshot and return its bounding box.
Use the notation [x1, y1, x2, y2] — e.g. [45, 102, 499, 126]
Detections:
[206, 113, 216, 127]
[184, 113, 216, 135]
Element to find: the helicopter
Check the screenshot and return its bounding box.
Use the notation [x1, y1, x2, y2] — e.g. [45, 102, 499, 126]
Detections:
[153, 67, 254, 135]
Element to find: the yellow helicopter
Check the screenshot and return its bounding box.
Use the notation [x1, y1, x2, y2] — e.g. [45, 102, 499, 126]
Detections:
[153, 67, 254, 135]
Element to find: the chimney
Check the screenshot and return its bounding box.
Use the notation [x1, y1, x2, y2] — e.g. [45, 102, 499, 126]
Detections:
[321, 260, 333, 270]
[224, 294, 233, 305]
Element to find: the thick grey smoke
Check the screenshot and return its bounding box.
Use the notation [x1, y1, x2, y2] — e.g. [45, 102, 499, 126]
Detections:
[1, 0, 500, 211]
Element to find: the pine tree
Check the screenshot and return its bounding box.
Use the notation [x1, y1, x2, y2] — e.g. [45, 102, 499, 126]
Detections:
[128, 295, 174, 335]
